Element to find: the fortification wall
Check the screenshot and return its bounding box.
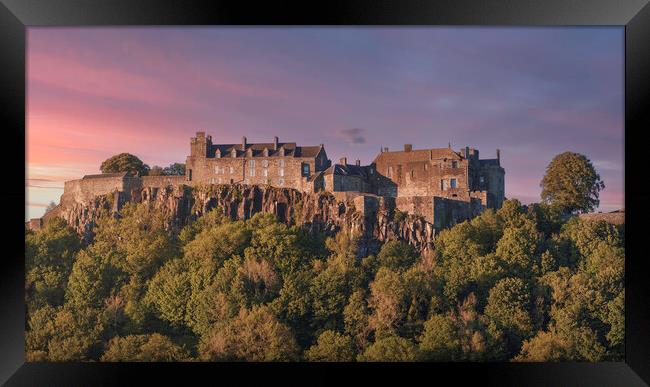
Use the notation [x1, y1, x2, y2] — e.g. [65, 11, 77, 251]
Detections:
[396, 196, 434, 223]
[140, 175, 187, 188]
[61, 176, 125, 206]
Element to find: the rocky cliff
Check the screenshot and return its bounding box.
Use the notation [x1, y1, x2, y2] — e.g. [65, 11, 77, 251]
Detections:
[46, 184, 437, 255]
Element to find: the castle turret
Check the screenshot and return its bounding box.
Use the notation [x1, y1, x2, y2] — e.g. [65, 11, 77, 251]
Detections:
[190, 131, 210, 157]
[242, 136, 247, 151]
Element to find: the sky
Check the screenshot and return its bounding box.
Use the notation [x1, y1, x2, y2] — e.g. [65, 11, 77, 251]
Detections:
[26, 27, 624, 220]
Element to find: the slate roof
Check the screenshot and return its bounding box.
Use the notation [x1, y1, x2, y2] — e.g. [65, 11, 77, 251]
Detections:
[209, 143, 323, 158]
[373, 147, 461, 163]
[324, 164, 370, 178]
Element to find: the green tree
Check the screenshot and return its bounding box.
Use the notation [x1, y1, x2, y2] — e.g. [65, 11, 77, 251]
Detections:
[357, 335, 419, 362]
[305, 330, 355, 361]
[377, 240, 419, 271]
[343, 290, 371, 349]
[100, 153, 150, 176]
[25, 217, 81, 309]
[101, 333, 189, 361]
[484, 277, 533, 356]
[163, 162, 186, 176]
[495, 219, 541, 278]
[144, 258, 192, 328]
[540, 152, 605, 214]
[418, 314, 461, 361]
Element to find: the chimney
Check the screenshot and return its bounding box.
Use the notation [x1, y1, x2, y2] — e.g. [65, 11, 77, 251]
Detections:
[340, 157, 347, 165]
[465, 146, 470, 158]
[273, 136, 279, 150]
[496, 149, 501, 162]
[404, 144, 412, 152]
[355, 159, 361, 166]
[384, 147, 389, 152]
[242, 136, 247, 151]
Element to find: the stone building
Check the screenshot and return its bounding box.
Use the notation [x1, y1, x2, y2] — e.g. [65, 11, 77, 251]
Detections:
[372, 144, 505, 207]
[321, 157, 374, 193]
[368, 144, 505, 228]
[30, 131, 505, 233]
[185, 132, 330, 192]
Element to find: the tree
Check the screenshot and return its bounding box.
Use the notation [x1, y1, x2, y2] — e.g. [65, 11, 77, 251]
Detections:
[25, 217, 81, 309]
[377, 240, 419, 271]
[515, 328, 574, 361]
[163, 163, 186, 176]
[418, 314, 461, 361]
[484, 278, 533, 356]
[343, 290, 371, 349]
[357, 335, 419, 361]
[200, 305, 300, 361]
[101, 333, 189, 361]
[144, 258, 192, 328]
[100, 153, 150, 176]
[540, 152, 605, 214]
[305, 330, 355, 361]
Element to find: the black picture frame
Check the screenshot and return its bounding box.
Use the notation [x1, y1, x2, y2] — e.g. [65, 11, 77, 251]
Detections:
[2, 0, 649, 385]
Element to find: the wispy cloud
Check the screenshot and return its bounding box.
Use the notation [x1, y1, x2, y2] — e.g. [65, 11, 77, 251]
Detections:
[336, 128, 367, 144]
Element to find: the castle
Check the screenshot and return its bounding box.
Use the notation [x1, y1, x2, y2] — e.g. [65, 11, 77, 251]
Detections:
[29, 131, 505, 231]
[185, 132, 504, 227]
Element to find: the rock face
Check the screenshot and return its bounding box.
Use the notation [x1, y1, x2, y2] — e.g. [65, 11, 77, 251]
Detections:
[48, 184, 437, 254]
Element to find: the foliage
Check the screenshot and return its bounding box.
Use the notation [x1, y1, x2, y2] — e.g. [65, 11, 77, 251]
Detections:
[357, 335, 419, 362]
[305, 330, 355, 361]
[100, 153, 150, 176]
[540, 151, 605, 214]
[163, 163, 186, 176]
[101, 333, 189, 361]
[25, 186, 624, 362]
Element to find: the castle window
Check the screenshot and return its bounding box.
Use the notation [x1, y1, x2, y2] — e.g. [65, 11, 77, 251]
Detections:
[280, 168, 284, 177]
[302, 164, 310, 176]
[279, 159, 285, 168]
[479, 176, 485, 184]
[230, 166, 234, 174]
[410, 170, 414, 178]
[279, 178, 284, 186]
[263, 169, 268, 177]
[188, 169, 192, 181]
[249, 160, 255, 176]
[451, 161, 458, 168]
[263, 160, 269, 168]
[231, 149, 237, 158]
[450, 178, 457, 188]
[441, 179, 447, 190]
[388, 166, 393, 177]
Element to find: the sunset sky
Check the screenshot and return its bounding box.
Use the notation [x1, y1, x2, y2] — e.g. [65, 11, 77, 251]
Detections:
[26, 27, 624, 220]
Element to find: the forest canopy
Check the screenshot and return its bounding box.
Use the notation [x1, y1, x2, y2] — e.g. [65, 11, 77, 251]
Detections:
[25, 198, 624, 362]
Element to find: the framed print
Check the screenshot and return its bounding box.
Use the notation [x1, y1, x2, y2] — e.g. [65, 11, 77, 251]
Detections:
[2, 0, 650, 385]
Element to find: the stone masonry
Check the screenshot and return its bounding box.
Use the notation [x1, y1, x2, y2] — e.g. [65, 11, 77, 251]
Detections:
[29, 132, 506, 234]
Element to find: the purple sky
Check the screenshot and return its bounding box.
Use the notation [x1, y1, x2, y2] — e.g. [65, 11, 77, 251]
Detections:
[26, 27, 624, 220]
